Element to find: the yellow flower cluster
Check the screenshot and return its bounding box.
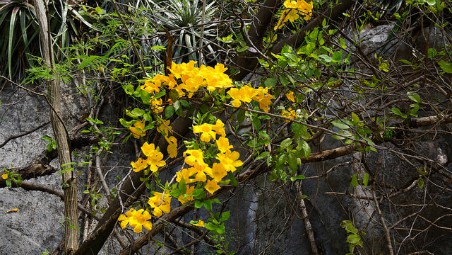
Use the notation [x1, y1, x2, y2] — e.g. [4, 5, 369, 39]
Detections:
[274, 0, 313, 30]
[118, 208, 153, 233]
[131, 142, 166, 173]
[142, 61, 233, 99]
[175, 119, 243, 198]
[228, 85, 273, 112]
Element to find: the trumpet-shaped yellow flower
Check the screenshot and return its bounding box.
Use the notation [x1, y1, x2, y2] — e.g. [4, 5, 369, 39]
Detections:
[205, 179, 221, 194]
[193, 123, 217, 142]
[212, 119, 226, 137]
[253, 87, 274, 113]
[118, 208, 153, 233]
[148, 192, 172, 217]
[166, 136, 178, 158]
[131, 158, 148, 172]
[216, 137, 233, 153]
[184, 149, 206, 166]
[141, 143, 166, 172]
[228, 86, 257, 107]
[217, 151, 243, 173]
[142, 74, 168, 94]
[208, 163, 228, 182]
[129, 120, 146, 139]
[169, 61, 197, 79]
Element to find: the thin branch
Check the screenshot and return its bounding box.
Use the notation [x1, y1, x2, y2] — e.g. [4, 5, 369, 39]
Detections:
[0, 121, 50, 148]
[296, 181, 319, 255]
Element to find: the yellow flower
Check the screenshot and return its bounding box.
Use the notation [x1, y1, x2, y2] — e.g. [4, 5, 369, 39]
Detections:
[148, 192, 172, 217]
[212, 119, 226, 137]
[184, 149, 205, 166]
[169, 61, 197, 79]
[166, 136, 178, 158]
[1, 173, 8, 180]
[191, 219, 205, 227]
[176, 167, 197, 183]
[228, 86, 257, 107]
[201, 64, 233, 91]
[286, 91, 295, 102]
[177, 185, 195, 204]
[131, 158, 148, 172]
[129, 120, 146, 139]
[205, 179, 221, 194]
[141, 142, 166, 172]
[274, 0, 313, 30]
[193, 123, 217, 142]
[216, 137, 233, 153]
[142, 75, 164, 94]
[193, 169, 207, 182]
[209, 163, 228, 182]
[252, 87, 273, 113]
[217, 151, 243, 173]
[118, 208, 153, 233]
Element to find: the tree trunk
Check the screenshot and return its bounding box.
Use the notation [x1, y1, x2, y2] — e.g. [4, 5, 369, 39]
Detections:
[31, 0, 79, 253]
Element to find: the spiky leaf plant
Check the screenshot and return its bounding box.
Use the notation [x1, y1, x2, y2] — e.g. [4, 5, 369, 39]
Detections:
[0, 0, 91, 81]
[141, 0, 220, 64]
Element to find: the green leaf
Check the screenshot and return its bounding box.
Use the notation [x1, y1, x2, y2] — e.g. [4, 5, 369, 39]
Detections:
[154, 89, 167, 99]
[165, 105, 175, 119]
[438, 60, 452, 73]
[347, 234, 363, 246]
[280, 138, 292, 150]
[417, 177, 425, 189]
[290, 175, 306, 182]
[426, 0, 436, 6]
[378, 62, 390, 72]
[362, 173, 369, 187]
[297, 140, 311, 159]
[194, 200, 203, 209]
[351, 174, 358, 187]
[427, 48, 437, 58]
[319, 54, 333, 63]
[128, 108, 145, 118]
[287, 153, 298, 173]
[123, 84, 134, 95]
[391, 107, 407, 118]
[264, 77, 277, 87]
[407, 92, 421, 103]
[332, 120, 350, 129]
[151, 45, 166, 51]
[203, 200, 213, 211]
[220, 211, 230, 221]
[95, 6, 104, 14]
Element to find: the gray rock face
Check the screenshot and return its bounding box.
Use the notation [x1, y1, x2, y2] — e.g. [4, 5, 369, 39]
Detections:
[0, 175, 64, 255]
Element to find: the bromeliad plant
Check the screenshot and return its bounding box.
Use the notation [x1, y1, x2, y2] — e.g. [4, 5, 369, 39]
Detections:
[140, 0, 220, 63]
